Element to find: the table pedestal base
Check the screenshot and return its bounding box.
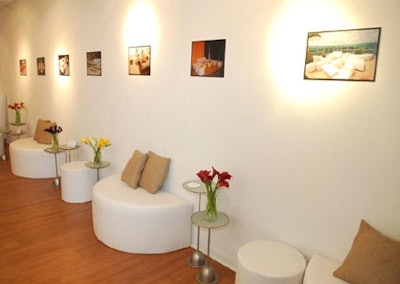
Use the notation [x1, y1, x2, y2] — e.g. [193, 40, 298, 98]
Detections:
[53, 177, 60, 187]
[187, 250, 207, 268]
[195, 265, 219, 284]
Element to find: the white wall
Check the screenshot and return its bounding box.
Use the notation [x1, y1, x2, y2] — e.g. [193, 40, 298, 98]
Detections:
[1, 0, 400, 270]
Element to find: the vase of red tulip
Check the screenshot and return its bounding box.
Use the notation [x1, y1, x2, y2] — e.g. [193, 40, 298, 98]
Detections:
[197, 167, 232, 221]
[8, 102, 25, 125]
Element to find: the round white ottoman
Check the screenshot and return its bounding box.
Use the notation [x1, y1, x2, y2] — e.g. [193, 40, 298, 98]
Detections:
[92, 174, 193, 254]
[61, 161, 97, 203]
[235, 240, 306, 284]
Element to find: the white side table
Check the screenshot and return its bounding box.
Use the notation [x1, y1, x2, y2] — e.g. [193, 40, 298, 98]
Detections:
[235, 240, 306, 284]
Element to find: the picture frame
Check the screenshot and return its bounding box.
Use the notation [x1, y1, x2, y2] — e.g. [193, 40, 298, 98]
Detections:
[86, 51, 102, 76]
[19, 59, 27, 76]
[191, 39, 226, 77]
[128, 46, 151, 75]
[304, 27, 381, 81]
[37, 57, 45, 75]
[58, 54, 70, 76]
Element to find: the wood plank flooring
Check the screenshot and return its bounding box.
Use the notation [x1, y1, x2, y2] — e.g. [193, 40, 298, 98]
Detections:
[0, 145, 236, 283]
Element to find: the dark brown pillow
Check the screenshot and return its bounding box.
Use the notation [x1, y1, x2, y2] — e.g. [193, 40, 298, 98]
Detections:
[333, 219, 400, 284]
[121, 150, 148, 189]
[34, 119, 55, 144]
[139, 151, 170, 194]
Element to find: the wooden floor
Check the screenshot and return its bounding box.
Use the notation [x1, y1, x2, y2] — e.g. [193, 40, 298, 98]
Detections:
[0, 145, 235, 283]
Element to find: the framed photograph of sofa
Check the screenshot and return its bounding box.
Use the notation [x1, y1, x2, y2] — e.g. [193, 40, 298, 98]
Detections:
[19, 59, 27, 76]
[87, 51, 102, 76]
[128, 46, 151, 75]
[304, 27, 381, 81]
[58, 54, 70, 76]
[191, 39, 226, 77]
[37, 57, 45, 75]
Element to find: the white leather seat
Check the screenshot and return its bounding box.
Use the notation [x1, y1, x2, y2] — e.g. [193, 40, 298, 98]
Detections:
[92, 174, 193, 254]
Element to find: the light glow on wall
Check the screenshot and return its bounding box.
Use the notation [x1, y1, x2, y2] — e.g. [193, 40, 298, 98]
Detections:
[123, 1, 160, 61]
[266, 0, 355, 105]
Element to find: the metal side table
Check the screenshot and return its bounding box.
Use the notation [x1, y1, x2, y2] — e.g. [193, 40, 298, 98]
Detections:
[191, 210, 230, 284]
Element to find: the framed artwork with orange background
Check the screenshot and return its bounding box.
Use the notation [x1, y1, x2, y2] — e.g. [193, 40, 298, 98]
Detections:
[191, 39, 226, 77]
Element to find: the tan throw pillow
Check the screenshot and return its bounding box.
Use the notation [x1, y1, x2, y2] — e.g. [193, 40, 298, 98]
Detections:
[139, 151, 170, 194]
[333, 219, 400, 284]
[121, 150, 148, 189]
[34, 119, 55, 144]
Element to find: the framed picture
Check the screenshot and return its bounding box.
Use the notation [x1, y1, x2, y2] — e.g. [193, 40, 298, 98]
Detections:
[58, 54, 70, 76]
[19, 59, 27, 75]
[304, 27, 381, 81]
[128, 46, 151, 75]
[87, 51, 102, 76]
[37, 57, 45, 75]
[191, 39, 226, 77]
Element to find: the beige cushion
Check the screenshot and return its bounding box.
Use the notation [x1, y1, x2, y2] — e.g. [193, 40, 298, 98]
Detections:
[121, 150, 148, 189]
[139, 151, 170, 194]
[333, 219, 400, 284]
[34, 119, 55, 144]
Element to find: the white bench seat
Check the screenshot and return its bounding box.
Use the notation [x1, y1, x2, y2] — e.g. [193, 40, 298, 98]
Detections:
[92, 174, 193, 254]
[10, 137, 66, 178]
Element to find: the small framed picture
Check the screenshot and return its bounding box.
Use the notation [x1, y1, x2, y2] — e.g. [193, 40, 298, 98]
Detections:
[128, 46, 151, 75]
[304, 27, 381, 81]
[19, 59, 27, 75]
[87, 51, 102, 76]
[37, 57, 45, 75]
[58, 54, 70, 76]
[191, 39, 226, 77]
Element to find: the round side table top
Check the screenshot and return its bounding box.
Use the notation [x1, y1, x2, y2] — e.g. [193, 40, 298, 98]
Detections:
[191, 210, 229, 229]
[59, 144, 80, 151]
[44, 147, 65, 154]
[85, 161, 111, 169]
[183, 180, 206, 194]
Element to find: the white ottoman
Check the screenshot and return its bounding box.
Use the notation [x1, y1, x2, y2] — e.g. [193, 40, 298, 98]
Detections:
[92, 174, 193, 254]
[235, 240, 306, 284]
[303, 255, 348, 284]
[10, 137, 66, 178]
[61, 161, 97, 203]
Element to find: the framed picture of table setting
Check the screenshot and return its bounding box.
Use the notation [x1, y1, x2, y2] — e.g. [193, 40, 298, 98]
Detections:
[128, 46, 151, 76]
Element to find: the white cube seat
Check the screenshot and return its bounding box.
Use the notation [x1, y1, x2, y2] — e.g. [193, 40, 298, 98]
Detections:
[10, 137, 66, 178]
[92, 174, 193, 254]
[303, 255, 348, 284]
[235, 240, 306, 284]
[60, 161, 97, 203]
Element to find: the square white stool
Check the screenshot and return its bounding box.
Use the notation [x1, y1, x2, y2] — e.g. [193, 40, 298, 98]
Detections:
[61, 161, 97, 203]
[235, 240, 306, 284]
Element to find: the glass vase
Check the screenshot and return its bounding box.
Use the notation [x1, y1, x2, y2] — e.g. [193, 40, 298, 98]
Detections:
[93, 150, 102, 166]
[15, 110, 21, 124]
[205, 191, 218, 221]
[51, 134, 59, 152]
